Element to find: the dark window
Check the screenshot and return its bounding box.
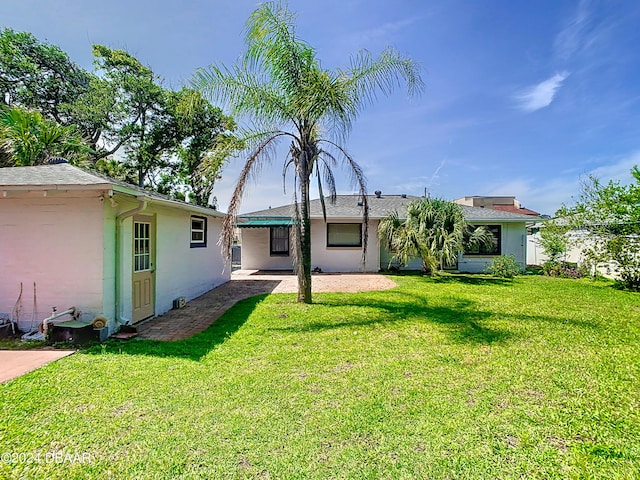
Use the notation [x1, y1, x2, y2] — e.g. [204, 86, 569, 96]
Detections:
[465, 225, 501, 255]
[270, 226, 290, 256]
[190, 216, 207, 248]
[327, 223, 362, 247]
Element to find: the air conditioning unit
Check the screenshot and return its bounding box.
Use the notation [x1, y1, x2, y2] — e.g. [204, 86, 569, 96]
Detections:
[173, 297, 186, 309]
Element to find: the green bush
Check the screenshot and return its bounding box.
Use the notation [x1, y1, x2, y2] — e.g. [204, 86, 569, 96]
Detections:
[486, 254, 522, 278]
[542, 260, 587, 279]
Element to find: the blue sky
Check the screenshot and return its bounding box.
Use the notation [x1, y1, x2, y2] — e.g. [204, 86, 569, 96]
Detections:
[2, 0, 640, 215]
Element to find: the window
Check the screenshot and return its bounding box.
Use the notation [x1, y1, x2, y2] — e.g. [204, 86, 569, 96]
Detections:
[465, 225, 501, 255]
[134, 221, 151, 272]
[270, 226, 290, 256]
[327, 223, 362, 247]
[190, 216, 207, 248]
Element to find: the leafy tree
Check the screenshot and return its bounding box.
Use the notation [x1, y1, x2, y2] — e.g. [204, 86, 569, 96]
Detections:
[0, 28, 91, 124]
[538, 220, 571, 262]
[193, 2, 423, 303]
[379, 198, 495, 275]
[559, 166, 640, 290]
[90, 45, 167, 183]
[0, 105, 90, 165]
[165, 88, 241, 206]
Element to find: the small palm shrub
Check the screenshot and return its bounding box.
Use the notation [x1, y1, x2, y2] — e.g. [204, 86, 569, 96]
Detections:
[487, 254, 522, 278]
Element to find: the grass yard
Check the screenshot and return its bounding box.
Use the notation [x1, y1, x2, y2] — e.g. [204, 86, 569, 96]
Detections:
[0, 275, 638, 479]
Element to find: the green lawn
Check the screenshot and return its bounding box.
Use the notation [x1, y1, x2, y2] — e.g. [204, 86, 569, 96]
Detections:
[1, 275, 638, 479]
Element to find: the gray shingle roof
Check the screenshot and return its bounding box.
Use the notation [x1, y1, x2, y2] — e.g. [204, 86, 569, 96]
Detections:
[241, 195, 540, 222]
[0, 164, 110, 187]
[0, 163, 224, 217]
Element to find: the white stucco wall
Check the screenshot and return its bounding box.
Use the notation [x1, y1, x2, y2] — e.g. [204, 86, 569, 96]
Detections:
[240, 227, 295, 270]
[117, 201, 229, 324]
[458, 222, 527, 273]
[240, 218, 380, 272]
[310, 219, 380, 272]
[0, 192, 106, 331]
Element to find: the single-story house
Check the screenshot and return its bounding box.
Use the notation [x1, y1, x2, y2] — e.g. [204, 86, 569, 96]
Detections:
[0, 162, 229, 335]
[237, 193, 539, 273]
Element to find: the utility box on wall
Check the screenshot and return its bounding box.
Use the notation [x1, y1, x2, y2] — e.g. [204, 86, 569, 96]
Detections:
[173, 297, 186, 309]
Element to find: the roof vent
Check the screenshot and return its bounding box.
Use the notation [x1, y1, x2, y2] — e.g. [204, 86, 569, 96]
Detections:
[47, 157, 68, 164]
[401, 194, 407, 198]
[374, 190, 382, 198]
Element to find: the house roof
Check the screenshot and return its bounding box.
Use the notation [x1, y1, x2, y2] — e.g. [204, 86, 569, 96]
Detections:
[0, 163, 224, 217]
[492, 205, 540, 216]
[240, 195, 540, 223]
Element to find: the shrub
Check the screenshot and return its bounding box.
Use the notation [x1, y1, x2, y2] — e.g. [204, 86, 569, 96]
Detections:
[542, 260, 586, 279]
[487, 255, 522, 278]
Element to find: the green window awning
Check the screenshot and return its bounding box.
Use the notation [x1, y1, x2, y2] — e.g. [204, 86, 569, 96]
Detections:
[237, 216, 296, 228]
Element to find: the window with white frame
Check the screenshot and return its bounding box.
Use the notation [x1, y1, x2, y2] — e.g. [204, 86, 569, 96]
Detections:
[190, 216, 207, 248]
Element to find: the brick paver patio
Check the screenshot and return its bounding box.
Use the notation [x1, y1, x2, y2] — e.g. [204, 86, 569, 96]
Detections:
[136, 279, 281, 341]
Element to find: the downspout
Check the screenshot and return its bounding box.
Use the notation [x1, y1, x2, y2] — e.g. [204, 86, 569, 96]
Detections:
[115, 196, 148, 326]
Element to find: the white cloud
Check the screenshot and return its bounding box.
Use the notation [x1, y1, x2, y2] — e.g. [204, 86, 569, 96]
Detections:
[514, 72, 570, 112]
[483, 151, 640, 215]
[554, 0, 591, 60]
[351, 17, 420, 45]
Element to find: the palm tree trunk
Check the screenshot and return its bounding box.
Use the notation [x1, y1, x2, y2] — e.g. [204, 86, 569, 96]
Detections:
[298, 153, 313, 303]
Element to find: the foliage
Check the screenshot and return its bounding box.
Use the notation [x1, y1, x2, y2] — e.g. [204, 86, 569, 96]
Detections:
[537, 220, 571, 262]
[0, 29, 238, 205]
[160, 88, 242, 206]
[0, 105, 91, 165]
[542, 260, 586, 279]
[193, 1, 423, 302]
[379, 198, 495, 275]
[1, 275, 639, 478]
[0, 28, 91, 124]
[486, 254, 522, 278]
[559, 166, 640, 291]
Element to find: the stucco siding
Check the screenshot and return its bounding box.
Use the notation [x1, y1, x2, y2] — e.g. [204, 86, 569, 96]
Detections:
[154, 206, 229, 314]
[310, 219, 380, 272]
[117, 202, 229, 323]
[0, 192, 105, 330]
[240, 227, 294, 270]
[240, 219, 380, 272]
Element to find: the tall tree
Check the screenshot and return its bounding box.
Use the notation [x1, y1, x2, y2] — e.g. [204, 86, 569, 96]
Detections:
[167, 88, 241, 206]
[379, 198, 495, 275]
[559, 166, 640, 290]
[193, 2, 423, 303]
[0, 28, 91, 124]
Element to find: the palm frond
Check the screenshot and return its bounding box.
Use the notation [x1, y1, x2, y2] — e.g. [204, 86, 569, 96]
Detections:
[220, 131, 291, 260]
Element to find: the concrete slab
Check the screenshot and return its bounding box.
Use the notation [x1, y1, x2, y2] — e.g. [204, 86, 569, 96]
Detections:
[0, 350, 75, 383]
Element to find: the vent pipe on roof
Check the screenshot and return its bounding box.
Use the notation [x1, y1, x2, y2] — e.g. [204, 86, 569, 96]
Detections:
[374, 190, 382, 198]
[47, 157, 68, 164]
[401, 194, 407, 198]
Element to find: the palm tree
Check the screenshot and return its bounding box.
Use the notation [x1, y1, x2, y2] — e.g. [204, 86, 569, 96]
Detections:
[0, 105, 90, 166]
[192, 2, 423, 303]
[379, 198, 495, 275]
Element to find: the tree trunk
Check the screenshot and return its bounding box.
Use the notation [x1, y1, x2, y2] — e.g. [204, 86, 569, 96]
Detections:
[297, 153, 313, 303]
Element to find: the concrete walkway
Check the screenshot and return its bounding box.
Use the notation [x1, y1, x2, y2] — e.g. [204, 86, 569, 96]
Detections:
[0, 350, 75, 384]
[136, 272, 396, 341]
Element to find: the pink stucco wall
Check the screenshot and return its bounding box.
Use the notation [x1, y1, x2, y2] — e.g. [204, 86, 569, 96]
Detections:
[0, 192, 105, 330]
